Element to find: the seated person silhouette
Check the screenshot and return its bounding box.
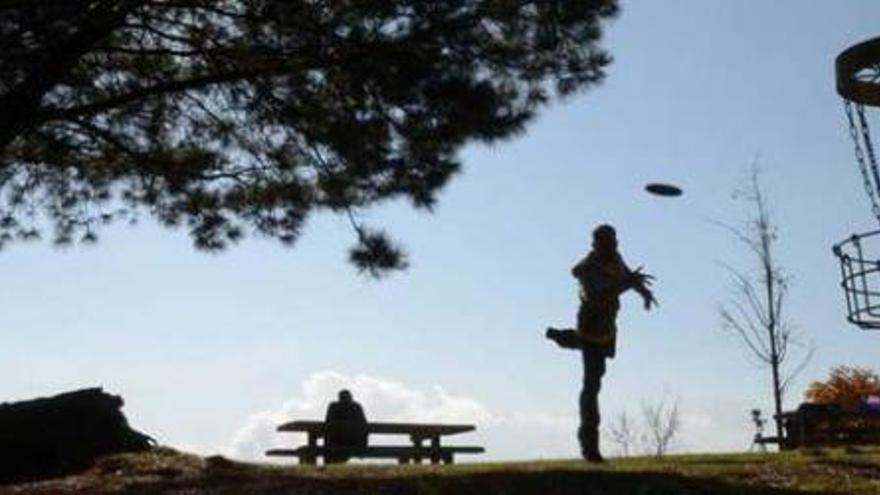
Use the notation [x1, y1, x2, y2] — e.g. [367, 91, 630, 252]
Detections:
[324, 389, 368, 463]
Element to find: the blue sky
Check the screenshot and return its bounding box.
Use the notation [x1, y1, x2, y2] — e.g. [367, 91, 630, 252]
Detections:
[3, 1, 880, 460]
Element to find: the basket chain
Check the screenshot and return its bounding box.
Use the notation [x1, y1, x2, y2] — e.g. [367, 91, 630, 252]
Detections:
[845, 100, 880, 223]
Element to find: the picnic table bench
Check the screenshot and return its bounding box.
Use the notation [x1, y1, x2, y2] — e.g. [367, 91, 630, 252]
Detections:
[265, 420, 484, 465]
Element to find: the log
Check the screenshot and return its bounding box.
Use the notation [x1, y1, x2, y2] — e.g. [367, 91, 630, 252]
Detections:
[0, 387, 154, 484]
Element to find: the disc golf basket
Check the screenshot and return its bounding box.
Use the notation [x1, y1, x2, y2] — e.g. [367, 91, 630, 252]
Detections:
[834, 231, 880, 329]
[834, 36, 880, 330]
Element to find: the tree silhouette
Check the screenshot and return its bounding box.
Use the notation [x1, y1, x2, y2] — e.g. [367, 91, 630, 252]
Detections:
[0, 1, 619, 275]
[717, 165, 814, 442]
[641, 395, 680, 458]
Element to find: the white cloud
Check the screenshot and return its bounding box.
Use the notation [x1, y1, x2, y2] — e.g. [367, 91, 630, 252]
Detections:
[227, 410, 286, 461]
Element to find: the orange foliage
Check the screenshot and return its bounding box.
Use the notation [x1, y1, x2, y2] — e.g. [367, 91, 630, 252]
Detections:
[805, 366, 880, 411]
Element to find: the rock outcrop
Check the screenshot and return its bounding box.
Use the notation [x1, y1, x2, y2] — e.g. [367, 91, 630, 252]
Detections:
[0, 387, 153, 484]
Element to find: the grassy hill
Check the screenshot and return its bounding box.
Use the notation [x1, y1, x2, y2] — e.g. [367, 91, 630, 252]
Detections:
[3, 447, 880, 494]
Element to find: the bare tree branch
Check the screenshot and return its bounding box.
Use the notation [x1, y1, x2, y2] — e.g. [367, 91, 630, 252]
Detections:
[607, 411, 639, 458]
[641, 395, 681, 457]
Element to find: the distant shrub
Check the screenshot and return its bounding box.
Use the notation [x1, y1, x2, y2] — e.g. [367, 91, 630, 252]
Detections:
[805, 366, 880, 411]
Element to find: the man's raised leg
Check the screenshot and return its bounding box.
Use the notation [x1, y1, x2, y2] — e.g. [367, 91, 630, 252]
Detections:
[546, 327, 584, 350]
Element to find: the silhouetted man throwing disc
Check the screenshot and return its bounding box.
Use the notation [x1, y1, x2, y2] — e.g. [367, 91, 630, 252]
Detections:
[546, 224, 656, 462]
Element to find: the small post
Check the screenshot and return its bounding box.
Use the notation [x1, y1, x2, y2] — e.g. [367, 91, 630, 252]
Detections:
[410, 434, 424, 464]
[430, 435, 441, 464]
[306, 431, 318, 465]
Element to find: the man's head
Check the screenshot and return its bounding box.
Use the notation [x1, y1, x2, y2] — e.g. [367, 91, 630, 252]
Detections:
[338, 389, 353, 403]
[592, 224, 618, 257]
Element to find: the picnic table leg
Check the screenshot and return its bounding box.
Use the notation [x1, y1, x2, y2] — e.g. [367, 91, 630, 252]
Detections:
[305, 432, 318, 465]
[410, 435, 424, 464]
[430, 435, 441, 465]
[442, 452, 453, 465]
[798, 412, 806, 448]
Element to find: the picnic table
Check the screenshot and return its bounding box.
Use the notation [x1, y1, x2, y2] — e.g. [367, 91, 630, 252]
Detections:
[777, 406, 880, 449]
[265, 420, 484, 465]
[754, 404, 880, 450]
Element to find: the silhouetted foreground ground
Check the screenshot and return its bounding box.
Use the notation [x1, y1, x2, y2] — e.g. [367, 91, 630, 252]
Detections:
[3, 446, 880, 494]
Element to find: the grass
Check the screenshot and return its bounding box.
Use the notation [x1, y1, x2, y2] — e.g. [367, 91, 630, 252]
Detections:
[3, 446, 880, 494]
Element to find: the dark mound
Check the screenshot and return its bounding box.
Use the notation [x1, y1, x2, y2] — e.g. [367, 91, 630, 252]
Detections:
[0, 387, 154, 484]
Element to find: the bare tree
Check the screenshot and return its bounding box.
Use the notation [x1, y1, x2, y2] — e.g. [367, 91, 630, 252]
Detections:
[607, 411, 639, 457]
[717, 165, 814, 442]
[641, 396, 681, 457]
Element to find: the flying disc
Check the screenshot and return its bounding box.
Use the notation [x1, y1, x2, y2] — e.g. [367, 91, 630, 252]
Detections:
[645, 183, 683, 197]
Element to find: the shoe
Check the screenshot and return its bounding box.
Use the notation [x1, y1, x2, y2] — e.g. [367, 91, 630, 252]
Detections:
[584, 451, 605, 463]
[545, 328, 583, 350]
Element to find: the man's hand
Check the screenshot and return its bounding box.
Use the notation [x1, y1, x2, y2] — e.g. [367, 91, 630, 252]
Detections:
[627, 266, 654, 288]
[629, 267, 657, 310]
[640, 288, 658, 310]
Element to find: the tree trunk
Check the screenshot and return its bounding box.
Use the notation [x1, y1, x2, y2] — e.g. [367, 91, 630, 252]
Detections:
[770, 353, 784, 443]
